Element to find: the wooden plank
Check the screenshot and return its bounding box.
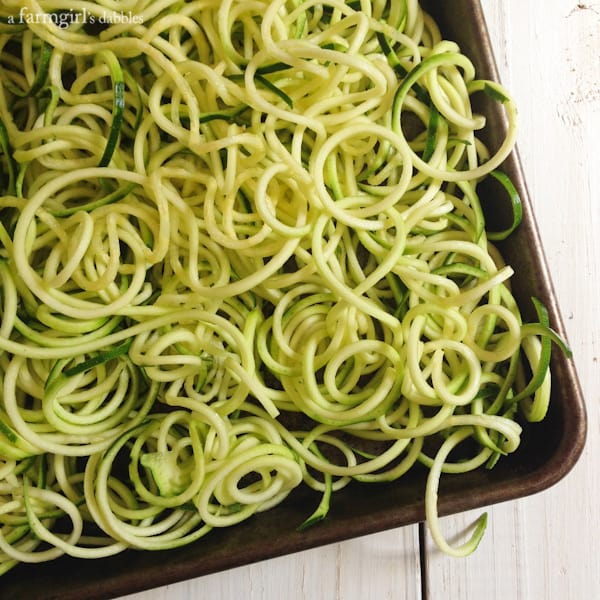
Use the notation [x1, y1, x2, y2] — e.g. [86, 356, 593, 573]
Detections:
[424, 1, 600, 598]
[116, 527, 422, 600]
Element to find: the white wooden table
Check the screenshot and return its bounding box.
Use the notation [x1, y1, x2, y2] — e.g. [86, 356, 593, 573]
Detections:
[118, 2, 600, 598]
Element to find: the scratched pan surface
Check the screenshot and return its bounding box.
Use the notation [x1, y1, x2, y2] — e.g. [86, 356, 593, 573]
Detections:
[1, 2, 586, 598]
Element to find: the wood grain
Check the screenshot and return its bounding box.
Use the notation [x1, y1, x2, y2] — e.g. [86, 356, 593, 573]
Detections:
[425, 1, 600, 598]
[118, 527, 422, 600]
[118, 2, 599, 598]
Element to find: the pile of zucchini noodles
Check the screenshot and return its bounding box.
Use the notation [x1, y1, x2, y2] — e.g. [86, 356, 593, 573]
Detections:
[0, 0, 567, 573]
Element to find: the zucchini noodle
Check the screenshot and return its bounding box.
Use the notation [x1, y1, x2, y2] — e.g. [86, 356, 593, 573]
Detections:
[0, 0, 568, 572]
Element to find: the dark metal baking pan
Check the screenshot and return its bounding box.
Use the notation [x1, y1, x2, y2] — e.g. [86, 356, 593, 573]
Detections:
[1, 1, 586, 598]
